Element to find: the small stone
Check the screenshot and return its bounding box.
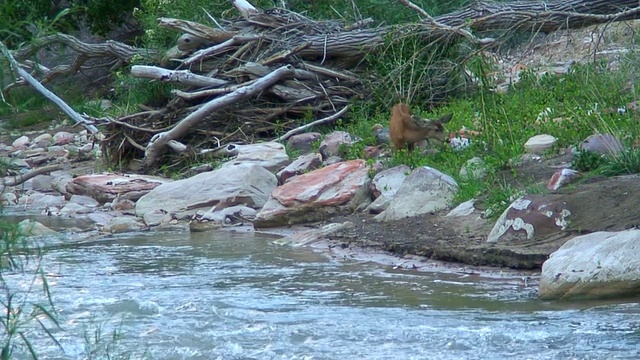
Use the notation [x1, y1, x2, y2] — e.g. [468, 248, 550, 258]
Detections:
[287, 132, 322, 154]
[52, 131, 75, 145]
[547, 168, 580, 191]
[524, 134, 557, 154]
[12, 136, 30, 148]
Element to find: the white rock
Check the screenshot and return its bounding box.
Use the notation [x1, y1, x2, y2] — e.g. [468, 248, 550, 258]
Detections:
[524, 134, 557, 154]
[540, 229, 640, 300]
[12, 135, 30, 148]
[18, 220, 58, 237]
[103, 217, 147, 234]
[375, 166, 458, 221]
[221, 142, 290, 172]
[136, 163, 278, 217]
[33, 133, 52, 146]
[446, 199, 476, 217]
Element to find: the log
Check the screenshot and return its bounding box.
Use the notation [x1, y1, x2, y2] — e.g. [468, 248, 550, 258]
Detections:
[130, 65, 228, 87]
[143, 65, 296, 168]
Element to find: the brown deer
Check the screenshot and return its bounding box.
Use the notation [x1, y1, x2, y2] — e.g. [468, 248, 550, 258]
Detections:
[389, 103, 452, 152]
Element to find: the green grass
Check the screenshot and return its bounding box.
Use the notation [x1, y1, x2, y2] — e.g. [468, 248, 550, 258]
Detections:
[337, 51, 640, 217]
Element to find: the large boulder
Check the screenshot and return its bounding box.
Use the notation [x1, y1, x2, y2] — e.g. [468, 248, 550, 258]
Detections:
[136, 163, 277, 217]
[539, 230, 640, 300]
[67, 174, 170, 203]
[220, 142, 290, 172]
[487, 195, 571, 243]
[255, 160, 369, 227]
[375, 166, 458, 221]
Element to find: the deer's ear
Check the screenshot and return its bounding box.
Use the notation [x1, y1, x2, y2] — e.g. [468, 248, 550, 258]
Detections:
[437, 113, 453, 124]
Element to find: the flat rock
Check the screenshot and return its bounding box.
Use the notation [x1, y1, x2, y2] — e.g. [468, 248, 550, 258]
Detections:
[136, 163, 277, 217]
[221, 142, 290, 172]
[255, 159, 369, 227]
[539, 229, 640, 300]
[67, 173, 171, 203]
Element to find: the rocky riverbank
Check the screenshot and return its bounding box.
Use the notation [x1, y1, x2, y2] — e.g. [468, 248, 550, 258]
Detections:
[3, 122, 640, 300]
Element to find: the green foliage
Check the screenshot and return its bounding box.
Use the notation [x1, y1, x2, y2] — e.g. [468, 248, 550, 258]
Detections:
[572, 150, 606, 172]
[598, 149, 640, 176]
[0, 1, 140, 46]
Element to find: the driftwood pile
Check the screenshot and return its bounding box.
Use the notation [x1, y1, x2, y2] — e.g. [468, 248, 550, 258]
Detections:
[4, 0, 640, 171]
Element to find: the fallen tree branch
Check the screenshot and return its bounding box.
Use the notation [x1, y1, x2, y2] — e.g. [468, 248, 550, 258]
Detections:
[143, 64, 296, 168]
[1, 41, 100, 134]
[157, 17, 236, 43]
[1, 164, 64, 190]
[275, 105, 350, 142]
[130, 65, 229, 87]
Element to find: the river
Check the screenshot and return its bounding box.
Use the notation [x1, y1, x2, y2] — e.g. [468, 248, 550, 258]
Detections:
[3, 215, 640, 359]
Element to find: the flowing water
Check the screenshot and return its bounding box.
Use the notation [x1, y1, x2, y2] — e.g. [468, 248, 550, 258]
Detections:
[3, 215, 640, 359]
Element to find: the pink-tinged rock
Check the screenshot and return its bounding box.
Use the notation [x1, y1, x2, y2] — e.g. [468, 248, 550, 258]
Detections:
[287, 132, 322, 154]
[579, 133, 623, 156]
[547, 168, 580, 190]
[277, 153, 323, 184]
[66, 174, 171, 203]
[487, 195, 571, 243]
[319, 131, 353, 159]
[52, 131, 75, 145]
[12, 136, 30, 149]
[255, 160, 369, 227]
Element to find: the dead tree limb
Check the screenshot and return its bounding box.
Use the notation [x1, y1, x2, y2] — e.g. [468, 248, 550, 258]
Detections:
[143, 64, 296, 168]
[1, 41, 100, 134]
[275, 105, 350, 142]
[1, 164, 64, 191]
[130, 65, 229, 87]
